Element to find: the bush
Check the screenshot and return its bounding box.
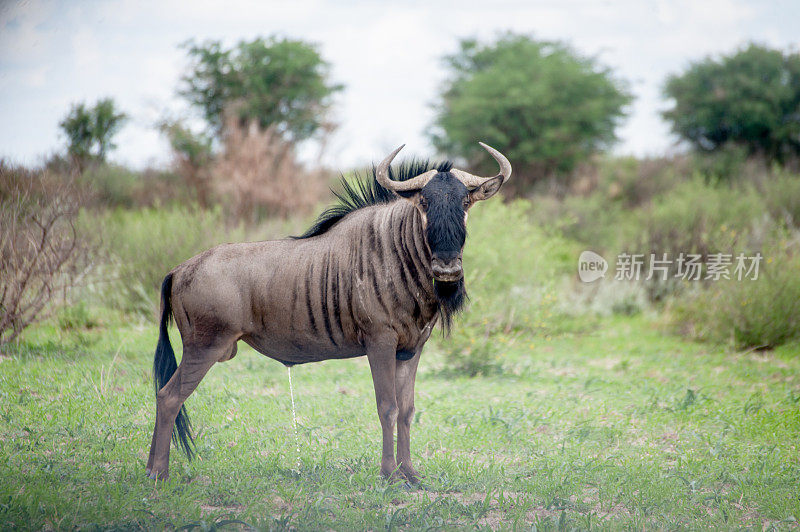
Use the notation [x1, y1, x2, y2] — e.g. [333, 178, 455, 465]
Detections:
[565, 280, 649, 317]
[0, 164, 92, 344]
[626, 178, 768, 301]
[86, 206, 244, 316]
[441, 326, 504, 377]
[690, 145, 751, 182]
[430, 33, 632, 195]
[57, 301, 99, 331]
[540, 192, 634, 252]
[211, 115, 331, 223]
[631, 178, 765, 257]
[428, 198, 583, 374]
[463, 199, 577, 317]
[529, 155, 695, 252]
[159, 120, 214, 208]
[760, 169, 800, 228]
[663, 43, 800, 164]
[534, 164, 792, 304]
[670, 233, 800, 349]
[80, 164, 190, 209]
[595, 155, 693, 208]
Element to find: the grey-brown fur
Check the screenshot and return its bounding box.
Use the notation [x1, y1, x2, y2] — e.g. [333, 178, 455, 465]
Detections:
[187, 200, 438, 363]
[145, 144, 511, 482]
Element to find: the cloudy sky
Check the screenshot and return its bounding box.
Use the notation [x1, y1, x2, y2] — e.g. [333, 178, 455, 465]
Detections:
[1, 0, 798, 170]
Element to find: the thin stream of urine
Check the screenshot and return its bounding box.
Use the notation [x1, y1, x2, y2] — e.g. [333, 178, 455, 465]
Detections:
[287, 366, 301, 468]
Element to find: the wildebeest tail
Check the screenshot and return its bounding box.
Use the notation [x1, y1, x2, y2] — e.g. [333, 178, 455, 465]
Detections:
[153, 272, 195, 460]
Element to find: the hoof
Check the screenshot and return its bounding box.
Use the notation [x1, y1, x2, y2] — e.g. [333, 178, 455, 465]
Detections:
[382, 470, 403, 483]
[399, 468, 424, 485]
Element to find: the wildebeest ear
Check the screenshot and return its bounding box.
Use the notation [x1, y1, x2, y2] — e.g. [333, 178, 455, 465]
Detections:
[469, 176, 503, 202]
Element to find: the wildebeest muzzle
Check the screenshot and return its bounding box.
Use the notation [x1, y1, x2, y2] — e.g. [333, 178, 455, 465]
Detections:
[431, 256, 463, 282]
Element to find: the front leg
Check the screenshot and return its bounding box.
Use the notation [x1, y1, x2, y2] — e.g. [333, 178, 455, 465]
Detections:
[395, 318, 434, 483]
[395, 349, 421, 483]
[366, 335, 400, 479]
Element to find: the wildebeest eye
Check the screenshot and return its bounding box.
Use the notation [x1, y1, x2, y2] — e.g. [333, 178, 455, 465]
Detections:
[418, 197, 428, 210]
[462, 198, 470, 209]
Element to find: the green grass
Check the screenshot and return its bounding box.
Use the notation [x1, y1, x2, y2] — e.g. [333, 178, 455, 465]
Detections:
[1, 312, 798, 530]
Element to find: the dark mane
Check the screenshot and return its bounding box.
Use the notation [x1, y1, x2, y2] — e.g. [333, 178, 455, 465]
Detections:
[295, 159, 453, 239]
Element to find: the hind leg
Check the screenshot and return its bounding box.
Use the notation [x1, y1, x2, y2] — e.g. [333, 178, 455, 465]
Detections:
[145, 423, 158, 475]
[147, 342, 231, 480]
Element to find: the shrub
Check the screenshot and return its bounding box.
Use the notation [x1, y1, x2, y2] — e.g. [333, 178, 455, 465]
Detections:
[441, 326, 504, 377]
[430, 198, 581, 374]
[760, 169, 800, 228]
[565, 280, 649, 317]
[450, 199, 578, 334]
[0, 165, 92, 344]
[80, 164, 189, 209]
[57, 301, 99, 331]
[625, 178, 768, 301]
[632, 178, 765, 256]
[663, 43, 800, 164]
[463, 199, 576, 304]
[159, 120, 214, 208]
[529, 155, 694, 253]
[670, 233, 800, 349]
[595, 155, 693, 208]
[544, 192, 634, 252]
[690, 144, 751, 182]
[430, 33, 632, 195]
[211, 115, 330, 223]
[86, 206, 244, 316]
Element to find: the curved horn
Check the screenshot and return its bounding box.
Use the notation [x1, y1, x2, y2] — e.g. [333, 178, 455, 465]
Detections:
[375, 145, 438, 192]
[450, 142, 512, 188]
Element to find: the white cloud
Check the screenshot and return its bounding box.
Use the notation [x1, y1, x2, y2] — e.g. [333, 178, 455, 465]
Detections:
[19, 64, 49, 87]
[0, 0, 56, 63]
[71, 27, 101, 69]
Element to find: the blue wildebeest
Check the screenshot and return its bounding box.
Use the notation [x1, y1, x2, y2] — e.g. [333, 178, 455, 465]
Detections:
[146, 143, 512, 481]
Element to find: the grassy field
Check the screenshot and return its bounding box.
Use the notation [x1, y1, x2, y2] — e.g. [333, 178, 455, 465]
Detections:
[2, 165, 800, 530]
[1, 310, 798, 530]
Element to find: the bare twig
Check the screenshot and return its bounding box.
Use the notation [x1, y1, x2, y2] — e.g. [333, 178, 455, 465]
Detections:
[0, 166, 92, 344]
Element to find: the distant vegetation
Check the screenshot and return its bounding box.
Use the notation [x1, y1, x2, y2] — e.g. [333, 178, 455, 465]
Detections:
[179, 37, 342, 142]
[2, 36, 800, 352]
[431, 33, 632, 195]
[663, 43, 800, 165]
[532, 156, 800, 350]
[58, 98, 127, 172]
[161, 36, 340, 219]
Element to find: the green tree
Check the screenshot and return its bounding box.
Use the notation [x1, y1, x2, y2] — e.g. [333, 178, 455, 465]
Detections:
[180, 37, 343, 141]
[431, 34, 632, 194]
[59, 98, 127, 170]
[663, 43, 800, 163]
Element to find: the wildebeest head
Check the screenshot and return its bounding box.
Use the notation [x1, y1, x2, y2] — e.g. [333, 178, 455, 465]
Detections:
[376, 142, 512, 283]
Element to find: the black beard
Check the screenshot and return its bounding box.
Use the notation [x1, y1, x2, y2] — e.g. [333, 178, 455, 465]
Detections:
[434, 279, 467, 335]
